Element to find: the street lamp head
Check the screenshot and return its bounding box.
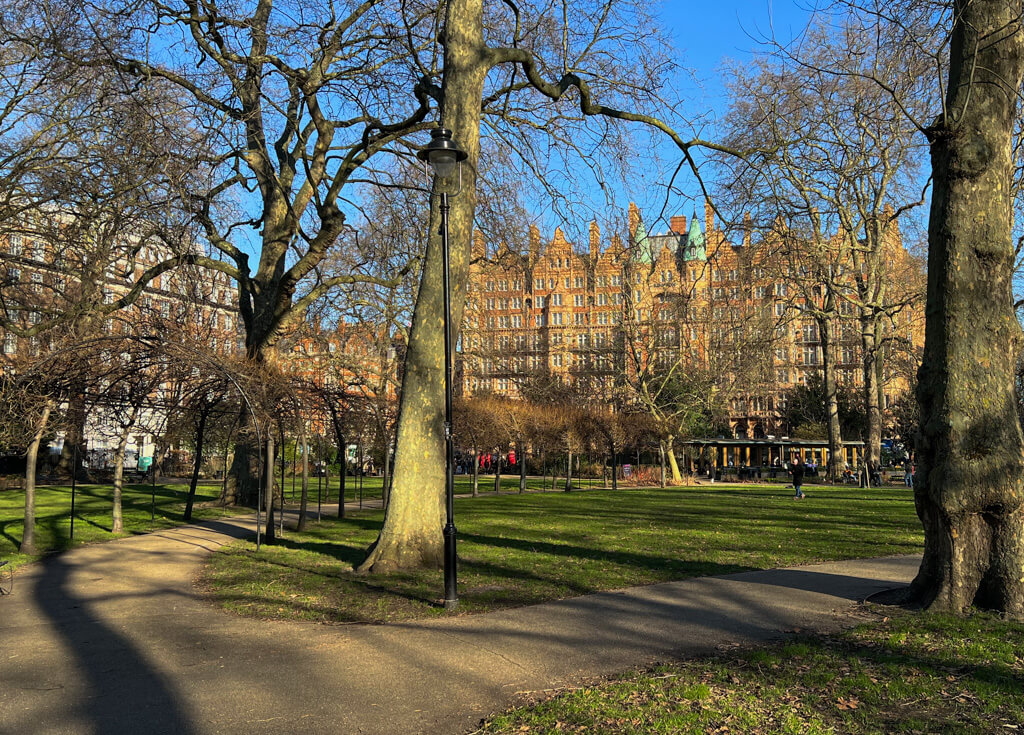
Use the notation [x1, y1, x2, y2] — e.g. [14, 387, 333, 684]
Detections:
[417, 127, 467, 179]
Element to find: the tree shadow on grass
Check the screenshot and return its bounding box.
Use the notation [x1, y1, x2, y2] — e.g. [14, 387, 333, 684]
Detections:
[461, 531, 757, 577]
[0, 519, 21, 550]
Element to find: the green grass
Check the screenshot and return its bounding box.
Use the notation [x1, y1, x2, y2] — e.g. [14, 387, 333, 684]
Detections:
[201, 482, 924, 624]
[476, 610, 1024, 734]
[0, 480, 241, 568]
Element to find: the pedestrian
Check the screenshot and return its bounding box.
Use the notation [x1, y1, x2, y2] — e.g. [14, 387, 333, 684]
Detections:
[791, 456, 806, 499]
[903, 457, 913, 488]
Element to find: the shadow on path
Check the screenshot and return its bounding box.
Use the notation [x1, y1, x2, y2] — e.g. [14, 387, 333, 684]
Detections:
[30, 551, 202, 732]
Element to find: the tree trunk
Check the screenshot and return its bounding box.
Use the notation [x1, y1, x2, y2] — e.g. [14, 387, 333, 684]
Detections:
[264, 433, 275, 543]
[184, 408, 208, 522]
[298, 433, 309, 531]
[493, 452, 502, 494]
[112, 411, 138, 534]
[358, 0, 485, 573]
[328, 406, 346, 519]
[57, 391, 87, 480]
[564, 449, 573, 491]
[861, 316, 882, 471]
[471, 447, 479, 497]
[665, 435, 683, 484]
[819, 309, 844, 482]
[659, 441, 666, 487]
[908, 0, 1024, 618]
[337, 435, 347, 520]
[611, 449, 618, 491]
[380, 430, 391, 510]
[519, 444, 527, 493]
[20, 402, 53, 555]
[222, 405, 260, 506]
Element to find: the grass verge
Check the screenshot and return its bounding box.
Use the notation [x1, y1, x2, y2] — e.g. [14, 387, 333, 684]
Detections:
[0, 480, 240, 568]
[202, 482, 923, 624]
[476, 610, 1024, 734]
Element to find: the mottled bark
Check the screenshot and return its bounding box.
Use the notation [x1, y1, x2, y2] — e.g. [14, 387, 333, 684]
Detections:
[908, 0, 1024, 617]
[471, 447, 479, 497]
[358, 0, 484, 573]
[223, 406, 260, 506]
[20, 402, 53, 555]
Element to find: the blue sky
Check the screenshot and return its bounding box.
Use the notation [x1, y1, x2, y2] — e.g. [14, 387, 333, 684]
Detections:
[612, 1, 815, 235]
[664, 0, 811, 104]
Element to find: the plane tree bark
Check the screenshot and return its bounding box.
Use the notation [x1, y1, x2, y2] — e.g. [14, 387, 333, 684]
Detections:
[907, 0, 1024, 616]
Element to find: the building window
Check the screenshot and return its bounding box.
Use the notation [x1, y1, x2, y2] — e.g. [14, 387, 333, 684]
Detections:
[3, 334, 16, 354]
[574, 294, 584, 306]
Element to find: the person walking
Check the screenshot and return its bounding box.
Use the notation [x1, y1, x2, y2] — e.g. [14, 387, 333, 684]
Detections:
[791, 456, 806, 499]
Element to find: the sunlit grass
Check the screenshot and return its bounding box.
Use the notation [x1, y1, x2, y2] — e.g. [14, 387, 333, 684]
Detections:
[0, 479, 239, 567]
[478, 611, 1024, 734]
[202, 482, 923, 624]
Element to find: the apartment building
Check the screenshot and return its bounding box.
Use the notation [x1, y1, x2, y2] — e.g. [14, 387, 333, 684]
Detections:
[461, 201, 924, 437]
[1, 225, 241, 468]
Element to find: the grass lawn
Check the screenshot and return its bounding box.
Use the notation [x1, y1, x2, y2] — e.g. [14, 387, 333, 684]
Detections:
[477, 610, 1024, 734]
[0, 480, 241, 568]
[202, 482, 924, 624]
[290, 472, 616, 506]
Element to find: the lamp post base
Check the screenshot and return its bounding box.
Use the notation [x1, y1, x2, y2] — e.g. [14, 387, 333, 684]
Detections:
[443, 521, 458, 610]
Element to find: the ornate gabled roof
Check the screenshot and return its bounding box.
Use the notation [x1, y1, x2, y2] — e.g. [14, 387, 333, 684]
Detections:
[684, 211, 706, 262]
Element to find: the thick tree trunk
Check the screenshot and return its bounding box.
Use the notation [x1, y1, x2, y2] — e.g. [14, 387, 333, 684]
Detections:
[184, 409, 208, 522]
[358, 0, 484, 573]
[222, 405, 260, 506]
[908, 0, 1024, 618]
[57, 391, 87, 480]
[20, 402, 53, 555]
[564, 449, 573, 491]
[611, 449, 618, 491]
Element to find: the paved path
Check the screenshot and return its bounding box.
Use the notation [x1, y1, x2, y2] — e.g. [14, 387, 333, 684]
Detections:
[0, 507, 919, 735]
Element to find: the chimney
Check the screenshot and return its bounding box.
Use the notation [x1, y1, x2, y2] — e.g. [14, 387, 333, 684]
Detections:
[628, 202, 640, 237]
[670, 215, 687, 235]
[472, 229, 486, 260]
[743, 212, 752, 247]
[589, 221, 601, 256]
[529, 223, 540, 258]
[704, 198, 714, 233]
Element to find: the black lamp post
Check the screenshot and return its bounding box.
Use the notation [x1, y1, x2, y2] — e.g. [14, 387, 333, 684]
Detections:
[418, 127, 467, 611]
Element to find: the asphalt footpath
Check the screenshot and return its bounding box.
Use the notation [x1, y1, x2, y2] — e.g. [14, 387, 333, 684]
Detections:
[0, 505, 919, 735]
